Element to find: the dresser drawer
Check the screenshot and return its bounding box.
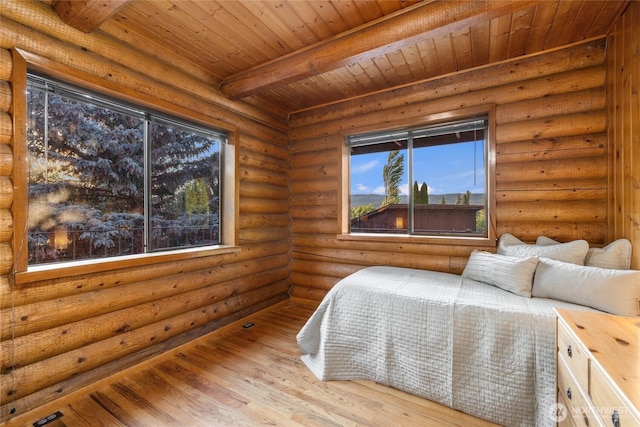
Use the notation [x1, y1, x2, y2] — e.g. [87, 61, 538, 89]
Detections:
[558, 354, 604, 427]
[558, 320, 590, 391]
[559, 393, 578, 427]
[590, 363, 639, 427]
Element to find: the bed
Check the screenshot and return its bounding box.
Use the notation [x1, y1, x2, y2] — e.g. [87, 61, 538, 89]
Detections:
[296, 235, 640, 426]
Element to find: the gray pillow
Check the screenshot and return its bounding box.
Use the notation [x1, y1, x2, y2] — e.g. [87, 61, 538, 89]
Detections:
[462, 250, 539, 297]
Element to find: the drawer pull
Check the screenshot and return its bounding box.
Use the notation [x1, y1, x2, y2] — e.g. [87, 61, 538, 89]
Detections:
[567, 345, 572, 357]
[611, 410, 620, 427]
[566, 387, 572, 400]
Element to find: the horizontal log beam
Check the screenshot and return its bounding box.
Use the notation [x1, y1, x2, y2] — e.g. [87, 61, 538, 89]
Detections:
[496, 134, 607, 163]
[0, 112, 11, 145]
[0, 177, 11, 210]
[53, 0, 128, 33]
[0, 210, 11, 243]
[497, 187, 607, 203]
[289, 218, 339, 235]
[289, 286, 329, 306]
[496, 157, 606, 183]
[290, 165, 338, 183]
[0, 243, 11, 275]
[0, 144, 12, 177]
[291, 234, 480, 257]
[0, 50, 11, 81]
[239, 197, 289, 214]
[239, 213, 290, 229]
[495, 111, 606, 143]
[288, 272, 339, 291]
[0, 81, 11, 112]
[239, 165, 288, 187]
[239, 181, 289, 200]
[220, 0, 540, 99]
[496, 200, 606, 223]
[289, 191, 337, 208]
[238, 227, 290, 243]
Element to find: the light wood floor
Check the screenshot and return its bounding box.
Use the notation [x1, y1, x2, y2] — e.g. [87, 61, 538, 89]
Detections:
[6, 301, 498, 427]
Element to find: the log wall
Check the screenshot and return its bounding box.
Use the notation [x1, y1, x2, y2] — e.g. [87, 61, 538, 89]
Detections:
[0, 2, 290, 422]
[288, 38, 610, 303]
[606, 1, 640, 269]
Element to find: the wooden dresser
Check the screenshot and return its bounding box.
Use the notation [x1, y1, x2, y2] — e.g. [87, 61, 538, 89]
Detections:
[555, 308, 640, 427]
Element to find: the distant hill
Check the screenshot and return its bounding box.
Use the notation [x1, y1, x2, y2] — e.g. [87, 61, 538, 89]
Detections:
[351, 193, 485, 207]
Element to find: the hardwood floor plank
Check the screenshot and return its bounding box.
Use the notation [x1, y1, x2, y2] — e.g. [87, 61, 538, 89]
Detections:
[115, 372, 211, 427]
[62, 399, 126, 427]
[6, 301, 499, 426]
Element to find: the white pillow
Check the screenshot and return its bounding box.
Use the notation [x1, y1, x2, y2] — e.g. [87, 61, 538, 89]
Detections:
[536, 236, 632, 270]
[498, 233, 588, 265]
[462, 250, 539, 297]
[532, 257, 640, 316]
[535, 235, 559, 246]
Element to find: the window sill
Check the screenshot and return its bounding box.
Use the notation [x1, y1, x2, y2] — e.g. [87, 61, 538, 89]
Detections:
[337, 233, 496, 248]
[14, 245, 241, 285]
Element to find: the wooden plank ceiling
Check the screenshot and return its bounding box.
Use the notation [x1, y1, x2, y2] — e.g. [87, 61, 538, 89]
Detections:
[51, 0, 629, 118]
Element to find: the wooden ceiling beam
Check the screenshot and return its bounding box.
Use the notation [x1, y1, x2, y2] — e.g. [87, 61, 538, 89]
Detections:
[219, 0, 542, 100]
[53, 0, 129, 33]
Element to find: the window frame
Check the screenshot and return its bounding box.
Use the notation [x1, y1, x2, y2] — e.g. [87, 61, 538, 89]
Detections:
[12, 50, 240, 285]
[339, 105, 497, 247]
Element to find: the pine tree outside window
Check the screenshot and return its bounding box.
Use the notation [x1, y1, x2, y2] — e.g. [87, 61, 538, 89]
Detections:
[26, 74, 226, 266]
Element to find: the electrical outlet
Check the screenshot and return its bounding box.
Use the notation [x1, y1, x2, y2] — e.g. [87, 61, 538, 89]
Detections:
[33, 411, 63, 426]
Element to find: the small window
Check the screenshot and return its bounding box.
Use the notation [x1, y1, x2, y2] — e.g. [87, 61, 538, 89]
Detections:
[26, 74, 227, 266]
[347, 116, 489, 238]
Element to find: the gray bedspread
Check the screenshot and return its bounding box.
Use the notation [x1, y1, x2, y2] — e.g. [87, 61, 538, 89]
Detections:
[297, 266, 597, 426]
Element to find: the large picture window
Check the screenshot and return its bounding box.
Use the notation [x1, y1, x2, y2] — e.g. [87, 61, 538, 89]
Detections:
[26, 74, 226, 266]
[347, 116, 489, 238]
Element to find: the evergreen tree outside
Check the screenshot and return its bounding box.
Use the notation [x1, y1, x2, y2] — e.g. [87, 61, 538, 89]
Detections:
[462, 190, 471, 205]
[185, 178, 211, 215]
[420, 182, 428, 204]
[381, 150, 404, 206]
[412, 181, 429, 204]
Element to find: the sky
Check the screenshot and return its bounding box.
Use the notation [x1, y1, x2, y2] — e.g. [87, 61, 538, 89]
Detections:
[350, 141, 486, 196]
